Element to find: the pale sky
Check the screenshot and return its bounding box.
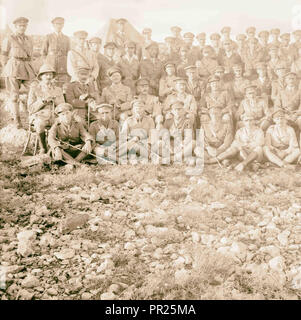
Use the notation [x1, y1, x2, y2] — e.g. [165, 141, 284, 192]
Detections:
[1, 0, 301, 41]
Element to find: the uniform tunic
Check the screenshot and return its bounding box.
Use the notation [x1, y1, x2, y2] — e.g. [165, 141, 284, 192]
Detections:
[67, 47, 99, 82]
[265, 124, 299, 151]
[48, 119, 93, 150]
[41, 32, 70, 85]
[27, 82, 64, 126]
[116, 54, 140, 94]
[101, 83, 132, 119]
[136, 94, 162, 117]
[140, 58, 164, 95]
[159, 75, 177, 102]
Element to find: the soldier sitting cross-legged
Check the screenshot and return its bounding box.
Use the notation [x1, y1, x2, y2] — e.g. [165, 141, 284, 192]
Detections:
[48, 103, 94, 167]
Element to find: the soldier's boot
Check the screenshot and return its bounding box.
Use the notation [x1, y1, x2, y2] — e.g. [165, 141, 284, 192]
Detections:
[38, 132, 47, 154]
[12, 102, 22, 129]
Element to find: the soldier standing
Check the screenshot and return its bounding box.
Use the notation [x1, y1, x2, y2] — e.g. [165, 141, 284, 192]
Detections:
[196, 45, 218, 79]
[141, 28, 153, 60]
[116, 41, 140, 94]
[289, 30, 301, 61]
[1, 17, 35, 128]
[67, 30, 99, 83]
[170, 26, 184, 52]
[41, 17, 70, 88]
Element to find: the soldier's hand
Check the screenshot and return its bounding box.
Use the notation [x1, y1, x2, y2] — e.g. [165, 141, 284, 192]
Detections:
[82, 141, 92, 154]
[79, 94, 89, 101]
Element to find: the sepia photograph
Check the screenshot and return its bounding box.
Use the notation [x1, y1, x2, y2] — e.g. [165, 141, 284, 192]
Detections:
[0, 0, 301, 304]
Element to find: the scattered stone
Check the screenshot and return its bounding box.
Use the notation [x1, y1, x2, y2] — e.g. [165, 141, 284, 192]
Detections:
[54, 248, 75, 260]
[277, 230, 290, 246]
[18, 289, 34, 300]
[174, 269, 191, 286]
[100, 292, 117, 300]
[47, 288, 58, 296]
[269, 256, 285, 272]
[97, 259, 114, 273]
[61, 214, 89, 234]
[22, 275, 39, 288]
[81, 292, 93, 300]
[191, 232, 200, 243]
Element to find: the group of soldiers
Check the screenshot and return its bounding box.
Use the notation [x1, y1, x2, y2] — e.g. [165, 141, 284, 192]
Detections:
[2, 16, 301, 171]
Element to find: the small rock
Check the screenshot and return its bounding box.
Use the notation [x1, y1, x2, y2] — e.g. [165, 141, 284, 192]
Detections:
[102, 210, 112, 220]
[40, 234, 56, 248]
[191, 232, 200, 243]
[277, 230, 290, 246]
[174, 269, 191, 286]
[201, 234, 216, 246]
[124, 242, 136, 250]
[100, 292, 117, 300]
[108, 284, 120, 294]
[269, 256, 285, 272]
[54, 248, 75, 260]
[18, 289, 34, 300]
[97, 259, 114, 273]
[61, 214, 89, 234]
[47, 288, 58, 296]
[81, 292, 93, 300]
[22, 275, 39, 288]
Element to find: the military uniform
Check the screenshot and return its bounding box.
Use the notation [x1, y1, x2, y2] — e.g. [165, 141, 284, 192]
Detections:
[164, 92, 197, 118]
[236, 94, 271, 130]
[1, 17, 35, 127]
[139, 57, 164, 96]
[136, 93, 162, 118]
[202, 115, 234, 159]
[117, 53, 140, 94]
[65, 80, 100, 124]
[242, 43, 265, 75]
[67, 31, 99, 82]
[101, 82, 132, 120]
[271, 76, 287, 103]
[28, 79, 64, 127]
[218, 47, 242, 74]
[89, 115, 119, 145]
[289, 30, 301, 61]
[228, 76, 249, 110]
[159, 74, 177, 102]
[41, 18, 70, 87]
[48, 104, 94, 158]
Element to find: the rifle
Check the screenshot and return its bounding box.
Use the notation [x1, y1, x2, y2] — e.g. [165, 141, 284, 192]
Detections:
[55, 138, 116, 164]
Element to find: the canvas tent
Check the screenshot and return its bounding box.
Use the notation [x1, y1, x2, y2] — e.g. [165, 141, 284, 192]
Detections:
[95, 18, 144, 51]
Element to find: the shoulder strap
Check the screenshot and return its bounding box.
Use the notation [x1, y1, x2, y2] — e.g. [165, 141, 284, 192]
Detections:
[71, 49, 91, 69]
[10, 35, 31, 58]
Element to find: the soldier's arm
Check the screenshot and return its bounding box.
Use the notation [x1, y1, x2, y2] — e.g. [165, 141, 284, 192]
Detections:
[79, 123, 94, 144]
[120, 87, 133, 111]
[288, 127, 299, 151]
[54, 88, 65, 106]
[48, 123, 61, 149]
[65, 83, 86, 109]
[27, 85, 45, 115]
[1, 37, 10, 66]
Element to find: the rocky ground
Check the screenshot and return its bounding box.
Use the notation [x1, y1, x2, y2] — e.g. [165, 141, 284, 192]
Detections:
[0, 92, 301, 300]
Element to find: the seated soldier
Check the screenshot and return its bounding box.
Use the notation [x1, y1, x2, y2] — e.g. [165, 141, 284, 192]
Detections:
[228, 63, 249, 114]
[27, 64, 65, 154]
[135, 78, 162, 119]
[119, 99, 155, 162]
[236, 82, 272, 131]
[159, 61, 177, 102]
[100, 66, 132, 123]
[89, 103, 119, 164]
[48, 103, 94, 165]
[161, 100, 196, 163]
[200, 75, 233, 124]
[196, 45, 218, 79]
[196, 107, 233, 164]
[184, 65, 206, 103]
[274, 72, 301, 131]
[208, 114, 265, 172]
[65, 66, 100, 126]
[164, 77, 197, 125]
[253, 62, 272, 107]
[271, 63, 288, 103]
[264, 108, 300, 168]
